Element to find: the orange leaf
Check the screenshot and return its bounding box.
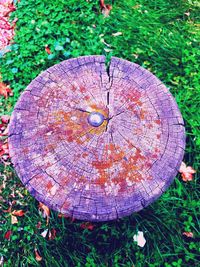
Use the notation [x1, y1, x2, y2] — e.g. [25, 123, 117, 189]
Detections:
[45, 45, 51, 54]
[35, 248, 42, 262]
[0, 82, 12, 98]
[179, 162, 196, 182]
[12, 210, 25, 217]
[38, 202, 50, 225]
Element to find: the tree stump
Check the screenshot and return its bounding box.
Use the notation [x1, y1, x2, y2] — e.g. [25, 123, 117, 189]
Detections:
[8, 56, 186, 222]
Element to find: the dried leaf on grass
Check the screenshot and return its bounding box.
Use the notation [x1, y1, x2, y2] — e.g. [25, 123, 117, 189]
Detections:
[183, 232, 194, 238]
[179, 162, 196, 182]
[100, 0, 112, 17]
[12, 210, 25, 217]
[0, 82, 13, 98]
[11, 214, 18, 224]
[34, 248, 42, 262]
[48, 228, 56, 240]
[40, 229, 48, 238]
[38, 202, 50, 225]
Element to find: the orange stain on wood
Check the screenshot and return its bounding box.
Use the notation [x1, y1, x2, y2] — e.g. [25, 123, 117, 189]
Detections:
[155, 119, 161, 125]
[80, 86, 86, 93]
[140, 109, 147, 120]
[46, 181, 53, 190]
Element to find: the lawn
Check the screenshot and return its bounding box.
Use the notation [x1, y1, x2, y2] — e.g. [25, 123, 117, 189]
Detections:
[0, 0, 200, 266]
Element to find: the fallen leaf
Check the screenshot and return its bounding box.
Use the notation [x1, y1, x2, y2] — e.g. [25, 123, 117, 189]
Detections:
[1, 115, 10, 123]
[133, 231, 146, 247]
[112, 32, 122, 37]
[80, 222, 95, 231]
[36, 221, 42, 229]
[48, 228, 56, 240]
[184, 12, 190, 16]
[38, 202, 50, 225]
[11, 214, 18, 224]
[4, 230, 12, 240]
[3, 206, 12, 213]
[101, 5, 112, 17]
[41, 229, 48, 238]
[0, 82, 12, 98]
[12, 210, 25, 217]
[132, 4, 141, 9]
[183, 232, 194, 238]
[0, 142, 9, 157]
[2, 126, 9, 136]
[45, 45, 51, 54]
[100, 0, 112, 17]
[35, 248, 42, 262]
[0, 1, 16, 51]
[179, 162, 196, 182]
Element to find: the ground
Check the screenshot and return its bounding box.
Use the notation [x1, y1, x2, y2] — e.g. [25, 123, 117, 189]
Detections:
[0, 0, 200, 266]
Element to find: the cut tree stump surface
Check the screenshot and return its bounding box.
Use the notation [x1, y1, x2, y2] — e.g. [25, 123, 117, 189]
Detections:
[8, 56, 186, 222]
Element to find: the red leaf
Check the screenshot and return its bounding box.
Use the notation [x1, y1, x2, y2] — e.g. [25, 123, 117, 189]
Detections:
[36, 221, 42, 229]
[100, 0, 105, 9]
[0, 82, 12, 98]
[45, 45, 51, 54]
[80, 222, 95, 231]
[0, 141, 9, 154]
[1, 115, 10, 124]
[48, 228, 56, 240]
[12, 210, 25, 217]
[4, 230, 12, 240]
[99, 0, 112, 17]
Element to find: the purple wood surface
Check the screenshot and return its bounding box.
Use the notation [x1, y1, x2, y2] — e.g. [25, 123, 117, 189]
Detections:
[8, 56, 186, 222]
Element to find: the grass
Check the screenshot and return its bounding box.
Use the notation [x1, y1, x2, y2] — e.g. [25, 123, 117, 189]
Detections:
[0, 0, 200, 266]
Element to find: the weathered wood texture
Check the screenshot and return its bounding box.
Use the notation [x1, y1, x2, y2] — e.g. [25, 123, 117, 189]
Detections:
[8, 56, 185, 222]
